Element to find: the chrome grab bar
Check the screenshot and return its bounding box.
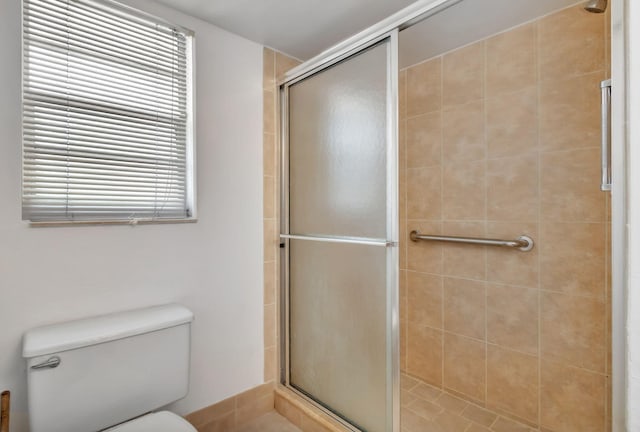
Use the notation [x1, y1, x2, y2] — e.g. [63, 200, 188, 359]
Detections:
[410, 231, 534, 252]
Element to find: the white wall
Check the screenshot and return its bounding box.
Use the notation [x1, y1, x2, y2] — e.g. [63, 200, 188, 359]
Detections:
[626, 0, 640, 428]
[0, 0, 264, 430]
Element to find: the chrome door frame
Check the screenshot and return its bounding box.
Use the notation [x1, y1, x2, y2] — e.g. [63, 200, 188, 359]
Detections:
[279, 31, 399, 432]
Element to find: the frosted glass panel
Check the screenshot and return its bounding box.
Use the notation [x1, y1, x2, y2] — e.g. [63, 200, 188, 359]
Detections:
[289, 239, 388, 432]
[289, 41, 388, 239]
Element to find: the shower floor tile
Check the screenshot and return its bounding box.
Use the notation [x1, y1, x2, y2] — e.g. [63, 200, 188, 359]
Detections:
[401, 373, 537, 432]
[236, 411, 302, 432]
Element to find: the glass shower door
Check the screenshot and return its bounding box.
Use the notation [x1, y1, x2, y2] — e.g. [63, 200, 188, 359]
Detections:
[281, 33, 399, 432]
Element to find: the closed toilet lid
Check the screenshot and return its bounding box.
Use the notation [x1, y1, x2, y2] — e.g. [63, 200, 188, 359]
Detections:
[106, 411, 196, 432]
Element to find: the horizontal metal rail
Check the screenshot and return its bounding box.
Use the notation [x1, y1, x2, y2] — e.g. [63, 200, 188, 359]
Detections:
[410, 230, 534, 252]
[280, 233, 396, 247]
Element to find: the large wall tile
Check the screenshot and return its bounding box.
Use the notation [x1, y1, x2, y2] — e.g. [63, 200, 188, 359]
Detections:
[407, 323, 443, 386]
[539, 72, 603, 152]
[443, 41, 485, 107]
[407, 271, 443, 329]
[443, 160, 486, 220]
[538, 5, 605, 81]
[487, 154, 538, 222]
[442, 221, 486, 280]
[442, 101, 485, 163]
[444, 277, 486, 340]
[486, 87, 538, 158]
[540, 148, 606, 222]
[407, 166, 442, 220]
[263, 133, 277, 177]
[263, 47, 276, 90]
[407, 111, 442, 168]
[540, 222, 605, 298]
[407, 58, 442, 116]
[486, 23, 537, 95]
[487, 284, 538, 355]
[486, 222, 539, 288]
[264, 176, 276, 219]
[541, 291, 606, 373]
[444, 333, 486, 402]
[408, 221, 443, 274]
[263, 90, 275, 135]
[264, 261, 277, 305]
[540, 361, 605, 432]
[487, 345, 539, 423]
[399, 69, 407, 120]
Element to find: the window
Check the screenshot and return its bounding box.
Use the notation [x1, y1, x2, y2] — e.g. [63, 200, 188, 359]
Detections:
[22, 0, 195, 223]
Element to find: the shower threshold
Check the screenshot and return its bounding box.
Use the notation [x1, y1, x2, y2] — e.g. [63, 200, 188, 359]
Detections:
[401, 373, 537, 432]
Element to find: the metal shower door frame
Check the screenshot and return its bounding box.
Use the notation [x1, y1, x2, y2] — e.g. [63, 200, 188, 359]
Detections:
[279, 30, 400, 432]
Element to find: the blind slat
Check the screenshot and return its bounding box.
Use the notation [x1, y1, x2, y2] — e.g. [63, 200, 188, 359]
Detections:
[24, 123, 186, 150]
[24, 153, 188, 172]
[27, 60, 187, 101]
[29, 0, 182, 42]
[23, 0, 192, 222]
[29, 50, 186, 96]
[24, 117, 185, 141]
[24, 13, 187, 60]
[24, 13, 184, 70]
[26, 1, 186, 52]
[24, 96, 185, 125]
[26, 80, 186, 117]
[24, 25, 185, 76]
[26, 38, 184, 84]
[24, 105, 186, 133]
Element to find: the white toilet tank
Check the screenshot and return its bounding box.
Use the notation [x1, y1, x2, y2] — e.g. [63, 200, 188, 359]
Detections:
[22, 304, 194, 432]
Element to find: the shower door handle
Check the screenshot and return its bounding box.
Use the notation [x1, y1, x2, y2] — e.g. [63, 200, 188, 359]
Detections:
[600, 79, 612, 191]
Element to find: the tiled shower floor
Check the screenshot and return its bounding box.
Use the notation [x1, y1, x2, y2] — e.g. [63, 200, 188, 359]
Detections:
[236, 411, 302, 432]
[401, 374, 536, 432]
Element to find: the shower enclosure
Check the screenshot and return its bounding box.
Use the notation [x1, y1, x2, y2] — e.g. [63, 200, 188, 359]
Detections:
[277, 1, 613, 431]
[279, 33, 400, 432]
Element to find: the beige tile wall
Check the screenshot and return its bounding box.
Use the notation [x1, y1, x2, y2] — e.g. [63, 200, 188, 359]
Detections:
[185, 382, 275, 432]
[399, 4, 611, 432]
[274, 387, 349, 432]
[263, 48, 301, 383]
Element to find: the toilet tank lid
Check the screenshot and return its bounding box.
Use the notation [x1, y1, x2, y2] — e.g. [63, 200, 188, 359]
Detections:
[23, 304, 194, 358]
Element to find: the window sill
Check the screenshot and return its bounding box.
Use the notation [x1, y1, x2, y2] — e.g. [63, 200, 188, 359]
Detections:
[27, 218, 198, 228]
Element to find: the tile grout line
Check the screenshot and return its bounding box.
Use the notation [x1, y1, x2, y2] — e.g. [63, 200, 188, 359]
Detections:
[402, 63, 605, 122]
[403, 68, 409, 377]
[535, 18, 543, 431]
[603, 10, 611, 431]
[439, 55, 445, 391]
[403, 267, 607, 302]
[483, 37, 489, 409]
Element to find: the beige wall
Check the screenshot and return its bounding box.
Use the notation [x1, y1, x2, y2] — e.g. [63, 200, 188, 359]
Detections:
[399, 4, 611, 431]
[0, 0, 265, 429]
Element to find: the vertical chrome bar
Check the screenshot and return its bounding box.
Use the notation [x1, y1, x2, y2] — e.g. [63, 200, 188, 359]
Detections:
[601, 79, 612, 191]
[279, 83, 291, 386]
[386, 29, 400, 432]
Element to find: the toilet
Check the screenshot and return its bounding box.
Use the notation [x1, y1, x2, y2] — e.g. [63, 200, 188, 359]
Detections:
[22, 304, 197, 432]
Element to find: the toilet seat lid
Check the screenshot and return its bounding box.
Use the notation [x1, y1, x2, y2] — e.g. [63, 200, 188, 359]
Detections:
[106, 411, 196, 432]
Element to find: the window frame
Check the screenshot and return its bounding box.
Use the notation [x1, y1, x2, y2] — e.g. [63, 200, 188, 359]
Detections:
[21, 0, 197, 226]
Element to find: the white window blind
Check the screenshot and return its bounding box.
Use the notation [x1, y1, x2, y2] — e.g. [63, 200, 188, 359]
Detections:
[22, 0, 194, 223]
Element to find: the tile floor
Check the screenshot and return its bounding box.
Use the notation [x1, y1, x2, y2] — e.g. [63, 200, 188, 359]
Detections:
[248, 376, 537, 432]
[236, 411, 302, 432]
[401, 373, 537, 432]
